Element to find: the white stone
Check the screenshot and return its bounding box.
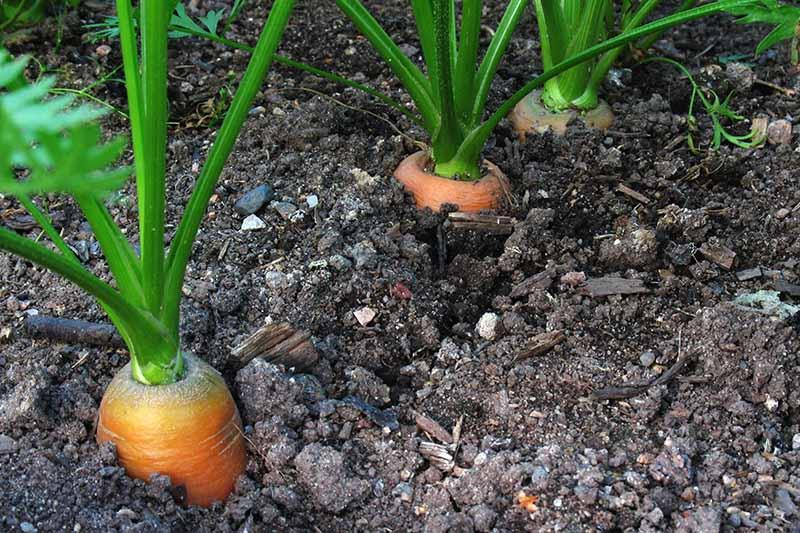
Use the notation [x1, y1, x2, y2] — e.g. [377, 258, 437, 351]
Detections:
[765, 395, 779, 412]
[241, 214, 266, 231]
[476, 312, 500, 340]
[306, 194, 319, 208]
[354, 307, 377, 326]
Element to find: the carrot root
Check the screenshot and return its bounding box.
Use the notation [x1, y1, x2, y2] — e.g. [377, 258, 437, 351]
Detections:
[509, 90, 614, 140]
[97, 353, 247, 507]
[393, 151, 509, 213]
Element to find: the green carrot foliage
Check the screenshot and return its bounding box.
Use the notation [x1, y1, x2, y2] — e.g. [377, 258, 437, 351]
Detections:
[0, 0, 296, 385]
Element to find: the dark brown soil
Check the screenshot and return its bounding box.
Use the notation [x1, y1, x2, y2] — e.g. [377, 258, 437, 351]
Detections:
[2, 1, 800, 531]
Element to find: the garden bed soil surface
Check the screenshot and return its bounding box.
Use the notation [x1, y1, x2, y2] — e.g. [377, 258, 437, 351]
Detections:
[3, 1, 800, 531]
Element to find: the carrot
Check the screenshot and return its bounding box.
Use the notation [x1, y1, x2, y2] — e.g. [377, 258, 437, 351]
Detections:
[509, 90, 614, 139]
[97, 354, 247, 507]
[393, 151, 510, 213]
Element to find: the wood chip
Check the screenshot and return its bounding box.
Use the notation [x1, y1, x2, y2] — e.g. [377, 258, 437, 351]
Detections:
[516, 330, 566, 361]
[736, 267, 762, 281]
[452, 415, 463, 447]
[509, 270, 554, 299]
[616, 183, 651, 205]
[698, 243, 736, 270]
[774, 279, 800, 296]
[232, 322, 319, 371]
[419, 441, 455, 472]
[413, 411, 453, 444]
[751, 117, 769, 145]
[448, 212, 517, 235]
[579, 277, 649, 297]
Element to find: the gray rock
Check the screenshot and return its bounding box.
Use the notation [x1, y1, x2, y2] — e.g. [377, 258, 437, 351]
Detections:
[234, 184, 274, 215]
[640, 350, 656, 367]
[392, 482, 414, 503]
[776, 489, 798, 517]
[20, 522, 37, 533]
[294, 443, 370, 513]
[72, 240, 90, 262]
[0, 434, 18, 454]
[272, 201, 298, 220]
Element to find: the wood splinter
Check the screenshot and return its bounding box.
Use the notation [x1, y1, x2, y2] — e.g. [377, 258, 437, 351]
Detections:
[447, 212, 517, 235]
[232, 321, 319, 371]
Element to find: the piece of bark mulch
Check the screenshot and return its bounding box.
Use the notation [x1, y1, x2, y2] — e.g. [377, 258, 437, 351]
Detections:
[616, 183, 651, 205]
[419, 441, 455, 472]
[232, 321, 319, 371]
[699, 243, 736, 270]
[516, 330, 565, 361]
[578, 277, 650, 298]
[448, 212, 517, 235]
[509, 270, 554, 299]
[736, 267, 763, 281]
[412, 411, 453, 444]
[25, 315, 125, 348]
[774, 279, 800, 296]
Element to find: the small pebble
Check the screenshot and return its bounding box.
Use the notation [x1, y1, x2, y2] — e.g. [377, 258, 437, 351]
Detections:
[241, 214, 266, 231]
[776, 208, 791, 220]
[792, 433, 800, 450]
[308, 259, 328, 269]
[234, 184, 274, 215]
[20, 522, 37, 533]
[272, 201, 298, 220]
[0, 434, 18, 454]
[392, 482, 414, 503]
[640, 350, 656, 367]
[72, 240, 90, 263]
[306, 194, 319, 209]
[95, 44, 111, 57]
[248, 106, 266, 116]
[354, 307, 376, 327]
[476, 312, 500, 340]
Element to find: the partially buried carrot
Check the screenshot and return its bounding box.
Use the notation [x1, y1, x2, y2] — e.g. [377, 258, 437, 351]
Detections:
[394, 151, 509, 213]
[97, 353, 247, 507]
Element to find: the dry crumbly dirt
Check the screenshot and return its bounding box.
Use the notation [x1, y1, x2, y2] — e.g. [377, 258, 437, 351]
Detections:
[2, 1, 800, 532]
